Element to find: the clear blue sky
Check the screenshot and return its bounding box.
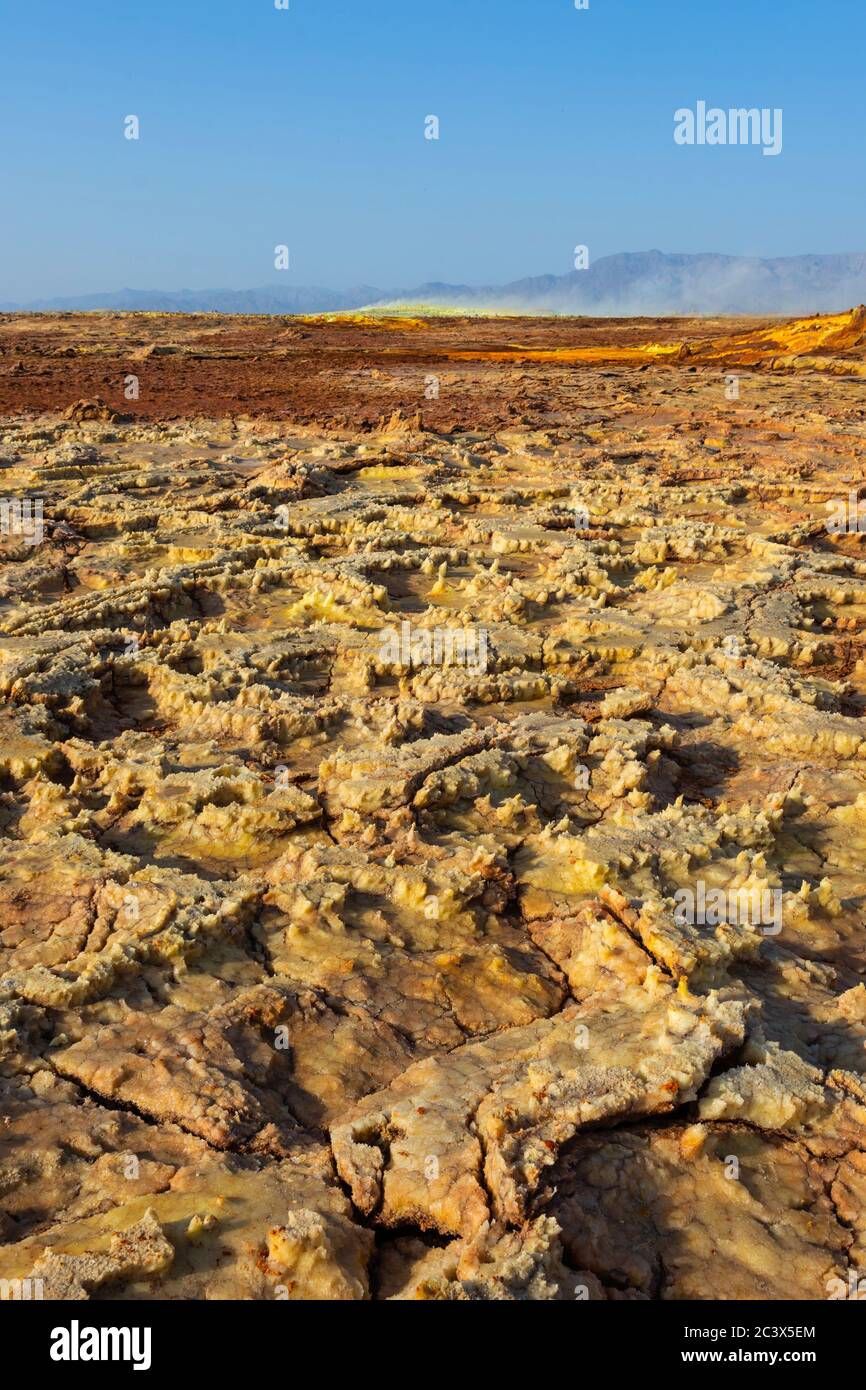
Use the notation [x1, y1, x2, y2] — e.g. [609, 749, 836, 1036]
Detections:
[1, 0, 863, 298]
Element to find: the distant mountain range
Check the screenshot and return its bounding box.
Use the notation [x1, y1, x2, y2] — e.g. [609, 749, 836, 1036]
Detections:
[4, 251, 866, 317]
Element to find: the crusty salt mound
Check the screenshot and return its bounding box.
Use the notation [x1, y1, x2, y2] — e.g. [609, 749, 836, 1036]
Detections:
[1, 327, 865, 1300]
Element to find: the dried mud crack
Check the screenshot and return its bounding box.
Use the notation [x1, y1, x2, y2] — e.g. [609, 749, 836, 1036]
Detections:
[1, 308, 866, 1300]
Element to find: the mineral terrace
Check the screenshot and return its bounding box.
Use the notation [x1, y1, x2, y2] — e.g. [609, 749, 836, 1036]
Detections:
[0, 307, 865, 1301]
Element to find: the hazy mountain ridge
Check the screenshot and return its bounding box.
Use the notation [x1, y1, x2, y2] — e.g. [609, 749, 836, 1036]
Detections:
[0, 285, 382, 315]
[3, 251, 866, 316]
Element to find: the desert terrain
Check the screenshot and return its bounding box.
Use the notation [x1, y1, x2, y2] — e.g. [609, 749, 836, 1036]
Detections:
[0, 307, 865, 1301]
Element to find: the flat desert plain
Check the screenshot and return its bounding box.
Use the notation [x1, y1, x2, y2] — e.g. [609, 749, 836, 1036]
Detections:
[0, 308, 865, 1300]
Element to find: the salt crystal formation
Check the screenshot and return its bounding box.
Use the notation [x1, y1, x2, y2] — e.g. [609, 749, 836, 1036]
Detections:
[1, 308, 865, 1300]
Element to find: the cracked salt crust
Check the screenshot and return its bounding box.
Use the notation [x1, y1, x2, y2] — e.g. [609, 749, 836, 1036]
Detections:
[1, 314, 866, 1299]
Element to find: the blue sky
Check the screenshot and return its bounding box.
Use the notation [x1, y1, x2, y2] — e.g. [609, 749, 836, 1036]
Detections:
[1, 0, 863, 298]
